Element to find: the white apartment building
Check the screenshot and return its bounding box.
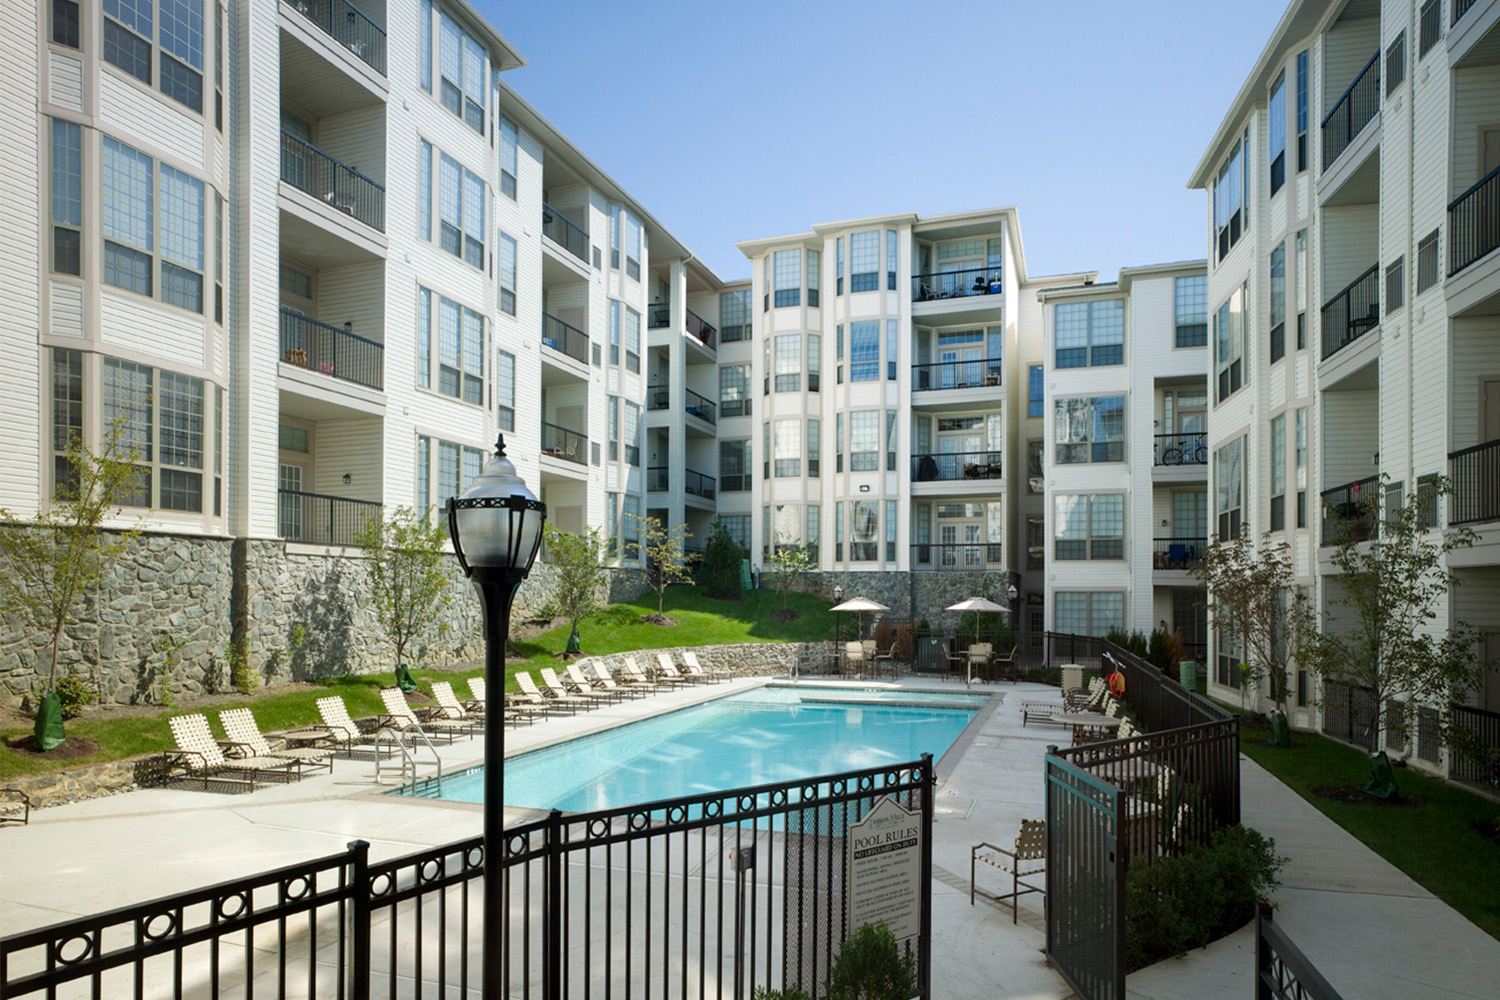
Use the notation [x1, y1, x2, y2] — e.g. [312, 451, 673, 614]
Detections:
[1036, 263, 1210, 659]
[1189, 0, 1500, 773]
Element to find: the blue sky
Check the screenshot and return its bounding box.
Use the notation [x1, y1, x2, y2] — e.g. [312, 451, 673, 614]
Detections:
[478, 0, 1287, 284]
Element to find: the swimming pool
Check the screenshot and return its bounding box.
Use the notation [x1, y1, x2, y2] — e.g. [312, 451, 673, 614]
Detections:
[403, 686, 987, 812]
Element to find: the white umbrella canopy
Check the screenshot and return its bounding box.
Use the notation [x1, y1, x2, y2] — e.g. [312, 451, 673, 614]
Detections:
[945, 597, 1008, 614]
[831, 597, 891, 613]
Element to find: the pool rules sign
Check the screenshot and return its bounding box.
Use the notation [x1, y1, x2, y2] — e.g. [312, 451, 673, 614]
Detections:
[845, 797, 922, 941]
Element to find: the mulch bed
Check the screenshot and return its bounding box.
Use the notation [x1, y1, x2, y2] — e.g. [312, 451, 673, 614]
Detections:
[640, 613, 677, 627]
[4, 735, 102, 760]
[771, 609, 800, 623]
[1473, 818, 1500, 847]
[1315, 785, 1423, 807]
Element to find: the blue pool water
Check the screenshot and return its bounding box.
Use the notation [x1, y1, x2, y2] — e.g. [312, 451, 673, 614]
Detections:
[405, 686, 986, 812]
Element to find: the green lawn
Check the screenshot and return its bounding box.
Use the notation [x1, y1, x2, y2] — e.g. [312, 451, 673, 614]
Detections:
[0, 585, 839, 782]
[1238, 720, 1500, 940]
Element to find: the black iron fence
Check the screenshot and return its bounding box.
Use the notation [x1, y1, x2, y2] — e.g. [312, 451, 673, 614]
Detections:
[910, 451, 1002, 482]
[1319, 263, 1380, 359]
[647, 302, 671, 328]
[1320, 51, 1379, 171]
[1322, 680, 1379, 750]
[686, 468, 716, 499]
[909, 542, 1004, 571]
[1256, 903, 1346, 1000]
[911, 267, 1002, 301]
[541, 422, 588, 466]
[1152, 432, 1207, 466]
[646, 466, 669, 491]
[687, 309, 717, 349]
[1449, 703, 1500, 786]
[1105, 638, 1234, 734]
[686, 388, 717, 424]
[646, 304, 717, 348]
[279, 130, 385, 232]
[910, 357, 1002, 390]
[647, 385, 670, 410]
[2, 760, 935, 1000]
[1320, 476, 1380, 545]
[1044, 755, 1125, 1000]
[289, 0, 387, 74]
[279, 307, 384, 390]
[542, 313, 589, 364]
[1450, 164, 1500, 277]
[542, 203, 589, 262]
[277, 489, 381, 546]
[1451, 438, 1500, 525]
[1151, 537, 1206, 570]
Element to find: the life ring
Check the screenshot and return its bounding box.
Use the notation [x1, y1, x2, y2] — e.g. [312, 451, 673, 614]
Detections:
[1107, 671, 1126, 697]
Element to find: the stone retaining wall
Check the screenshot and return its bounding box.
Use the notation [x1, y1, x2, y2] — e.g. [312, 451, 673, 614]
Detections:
[4, 756, 158, 810]
[587, 641, 830, 678]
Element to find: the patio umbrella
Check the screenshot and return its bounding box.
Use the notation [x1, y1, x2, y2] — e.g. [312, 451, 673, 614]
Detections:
[829, 597, 890, 640]
[946, 597, 1009, 640]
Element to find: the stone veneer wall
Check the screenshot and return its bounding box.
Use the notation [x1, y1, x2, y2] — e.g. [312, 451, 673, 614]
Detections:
[0, 529, 651, 711]
[4, 756, 158, 809]
[770, 570, 1018, 634]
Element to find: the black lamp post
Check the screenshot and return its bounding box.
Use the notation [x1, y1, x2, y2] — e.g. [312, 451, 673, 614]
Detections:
[447, 434, 545, 998]
[833, 584, 844, 673]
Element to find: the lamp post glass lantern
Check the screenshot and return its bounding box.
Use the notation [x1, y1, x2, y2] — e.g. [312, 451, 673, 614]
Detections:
[446, 434, 545, 996]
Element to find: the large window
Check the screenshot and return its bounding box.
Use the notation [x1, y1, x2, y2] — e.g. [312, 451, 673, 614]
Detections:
[499, 116, 518, 197]
[625, 213, 642, 281]
[1215, 436, 1244, 540]
[104, 0, 205, 112]
[1213, 129, 1249, 261]
[849, 231, 879, 292]
[102, 136, 206, 313]
[886, 230, 898, 290]
[719, 514, 749, 553]
[720, 289, 751, 342]
[1054, 396, 1124, 464]
[624, 402, 640, 466]
[621, 495, 640, 561]
[1175, 275, 1207, 347]
[849, 411, 880, 471]
[625, 307, 641, 373]
[809, 333, 822, 392]
[51, 119, 82, 276]
[1270, 413, 1286, 530]
[774, 335, 801, 391]
[773, 419, 801, 477]
[849, 321, 880, 381]
[1214, 282, 1248, 403]
[807, 249, 820, 307]
[418, 437, 484, 512]
[849, 500, 878, 561]
[1054, 494, 1124, 560]
[423, 5, 487, 133]
[773, 249, 801, 307]
[1295, 51, 1308, 170]
[808, 418, 821, 477]
[720, 363, 750, 417]
[1295, 408, 1308, 528]
[1268, 71, 1286, 195]
[420, 143, 485, 268]
[498, 232, 517, 315]
[1028, 364, 1043, 417]
[1055, 299, 1123, 368]
[496, 349, 515, 432]
[719, 440, 749, 492]
[1054, 592, 1124, 636]
[835, 237, 844, 295]
[417, 287, 485, 404]
[99, 356, 206, 512]
[1269, 244, 1286, 363]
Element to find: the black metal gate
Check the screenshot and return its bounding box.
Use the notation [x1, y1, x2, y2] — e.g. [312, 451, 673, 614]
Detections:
[1044, 750, 1125, 1000]
[1321, 681, 1378, 749]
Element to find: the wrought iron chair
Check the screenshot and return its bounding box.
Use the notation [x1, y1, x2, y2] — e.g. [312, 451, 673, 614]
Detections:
[971, 819, 1047, 923]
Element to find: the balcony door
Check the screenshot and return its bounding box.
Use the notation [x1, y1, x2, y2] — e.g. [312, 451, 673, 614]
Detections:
[279, 463, 305, 540]
[939, 346, 981, 389]
[938, 432, 981, 480]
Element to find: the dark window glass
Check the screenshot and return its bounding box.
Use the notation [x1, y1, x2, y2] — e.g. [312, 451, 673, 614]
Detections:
[103, 19, 152, 83]
[53, 0, 80, 47]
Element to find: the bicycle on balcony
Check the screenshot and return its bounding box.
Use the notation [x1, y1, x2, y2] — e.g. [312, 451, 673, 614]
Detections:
[1160, 439, 1207, 466]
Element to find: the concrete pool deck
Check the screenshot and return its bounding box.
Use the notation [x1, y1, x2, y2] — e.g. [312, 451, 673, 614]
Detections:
[1, 676, 1496, 998]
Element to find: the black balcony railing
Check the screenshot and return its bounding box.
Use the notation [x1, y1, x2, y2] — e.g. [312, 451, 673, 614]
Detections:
[685, 308, 716, 348]
[645, 304, 716, 348]
[1449, 164, 1500, 277]
[1451, 703, 1500, 785]
[910, 451, 1003, 482]
[288, 0, 387, 74]
[279, 130, 385, 232]
[646, 385, 669, 411]
[911, 357, 1003, 391]
[720, 396, 750, 418]
[279, 307, 384, 390]
[685, 387, 716, 424]
[541, 202, 588, 261]
[912, 266, 1003, 301]
[911, 542, 1004, 571]
[646, 302, 670, 328]
[646, 466, 669, 491]
[1451, 438, 1500, 525]
[1152, 537, 1207, 570]
[541, 313, 589, 363]
[1321, 475, 1381, 545]
[277, 489, 381, 546]
[685, 468, 716, 499]
[1153, 432, 1208, 466]
[541, 421, 588, 466]
[1454, 0, 1479, 24]
[1321, 51, 1380, 172]
[1320, 263, 1380, 359]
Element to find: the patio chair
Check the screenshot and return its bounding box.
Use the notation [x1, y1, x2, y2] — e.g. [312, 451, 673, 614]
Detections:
[843, 641, 867, 677]
[1060, 665, 1085, 698]
[378, 688, 472, 743]
[541, 666, 610, 706]
[967, 642, 993, 683]
[431, 681, 486, 727]
[591, 660, 648, 699]
[625, 656, 679, 690]
[163, 714, 300, 791]
[1020, 700, 1065, 727]
[520, 670, 590, 712]
[971, 819, 1046, 923]
[943, 641, 968, 679]
[566, 662, 622, 703]
[683, 650, 731, 682]
[465, 676, 487, 713]
[218, 708, 333, 777]
[316, 696, 396, 758]
[0, 788, 31, 826]
[990, 645, 1019, 682]
[656, 653, 705, 686]
[871, 642, 898, 677]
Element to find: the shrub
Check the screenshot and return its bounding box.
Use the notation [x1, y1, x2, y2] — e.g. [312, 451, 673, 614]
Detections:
[892, 624, 915, 662]
[53, 670, 96, 720]
[824, 922, 915, 1000]
[872, 617, 895, 651]
[700, 519, 745, 600]
[1125, 825, 1285, 972]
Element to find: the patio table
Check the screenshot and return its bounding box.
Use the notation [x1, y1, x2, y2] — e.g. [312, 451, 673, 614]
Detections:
[1050, 712, 1124, 745]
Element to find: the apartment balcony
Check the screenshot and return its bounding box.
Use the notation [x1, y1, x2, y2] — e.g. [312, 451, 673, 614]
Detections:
[1320, 264, 1379, 360]
[1152, 433, 1207, 466]
[540, 422, 588, 468]
[647, 386, 716, 429]
[647, 303, 718, 352]
[541, 313, 590, 366]
[1450, 166, 1500, 278]
[276, 489, 381, 547]
[646, 467, 716, 506]
[1452, 438, 1500, 526]
[1321, 476, 1380, 545]
[280, 130, 385, 233]
[1321, 52, 1379, 175]
[1151, 537, 1206, 572]
[911, 358, 1002, 391]
[286, 0, 386, 75]
[279, 307, 383, 391]
[912, 267, 1002, 302]
[646, 466, 669, 492]
[910, 542, 1004, 572]
[910, 452, 1004, 498]
[541, 203, 589, 264]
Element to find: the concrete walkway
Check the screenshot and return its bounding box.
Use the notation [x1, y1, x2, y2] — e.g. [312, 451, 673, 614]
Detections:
[1, 677, 1496, 998]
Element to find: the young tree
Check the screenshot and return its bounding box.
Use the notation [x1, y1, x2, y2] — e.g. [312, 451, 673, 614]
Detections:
[766, 534, 816, 614]
[0, 431, 141, 749]
[699, 517, 745, 600]
[629, 514, 693, 618]
[1304, 478, 1484, 757]
[1192, 531, 1315, 721]
[542, 524, 608, 652]
[356, 506, 452, 673]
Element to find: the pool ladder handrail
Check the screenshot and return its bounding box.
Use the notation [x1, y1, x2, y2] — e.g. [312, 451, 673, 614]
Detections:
[373, 722, 443, 787]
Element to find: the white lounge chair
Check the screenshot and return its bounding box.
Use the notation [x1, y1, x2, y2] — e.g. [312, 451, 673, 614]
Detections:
[542, 667, 611, 706]
[567, 661, 622, 702]
[591, 660, 648, 699]
[218, 708, 333, 776]
[162, 714, 300, 791]
[518, 670, 586, 712]
[378, 688, 474, 742]
[431, 680, 485, 728]
[655, 653, 702, 686]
